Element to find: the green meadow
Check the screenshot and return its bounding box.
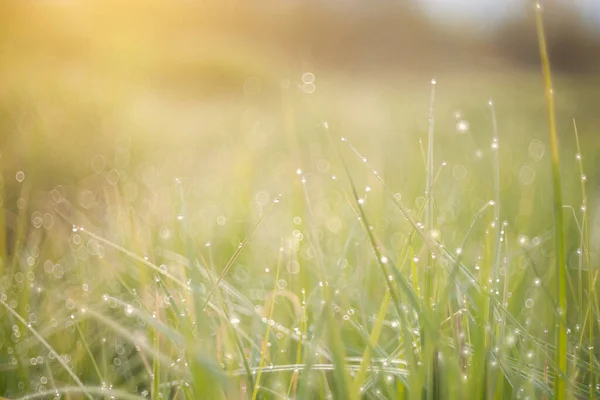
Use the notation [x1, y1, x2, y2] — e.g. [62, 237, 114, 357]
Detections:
[0, 2, 599, 399]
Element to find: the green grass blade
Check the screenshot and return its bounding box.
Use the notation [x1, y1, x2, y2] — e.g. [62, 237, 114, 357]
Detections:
[534, 4, 568, 400]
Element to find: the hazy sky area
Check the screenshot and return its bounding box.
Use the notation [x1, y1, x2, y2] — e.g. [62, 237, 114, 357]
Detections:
[418, 0, 600, 29]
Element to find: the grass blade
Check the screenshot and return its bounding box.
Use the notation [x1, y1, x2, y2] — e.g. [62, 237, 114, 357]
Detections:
[534, 4, 568, 399]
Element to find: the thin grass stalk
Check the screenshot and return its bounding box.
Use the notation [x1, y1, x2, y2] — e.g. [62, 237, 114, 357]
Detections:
[573, 119, 595, 399]
[425, 78, 436, 311]
[535, 5, 568, 399]
[75, 323, 104, 384]
[425, 78, 440, 400]
[252, 242, 283, 400]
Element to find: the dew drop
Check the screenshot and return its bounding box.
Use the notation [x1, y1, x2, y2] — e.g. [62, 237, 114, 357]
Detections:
[518, 235, 529, 246]
[525, 298, 534, 308]
[456, 120, 469, 133]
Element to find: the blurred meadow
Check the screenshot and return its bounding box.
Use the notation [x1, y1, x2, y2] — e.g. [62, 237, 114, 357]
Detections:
[1, 1, 600, 399]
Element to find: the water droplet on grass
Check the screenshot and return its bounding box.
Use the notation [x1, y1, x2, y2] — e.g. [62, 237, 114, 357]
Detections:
[525, 298, 534, 308]
[518, 235, 529, 246]
[456, 120, 469, 133]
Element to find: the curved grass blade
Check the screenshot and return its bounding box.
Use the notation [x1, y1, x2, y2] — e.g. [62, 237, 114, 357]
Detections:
[16, 386, 145, 400]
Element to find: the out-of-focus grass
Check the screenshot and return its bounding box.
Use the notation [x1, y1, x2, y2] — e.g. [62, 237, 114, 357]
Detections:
[1, 2, 600, 400]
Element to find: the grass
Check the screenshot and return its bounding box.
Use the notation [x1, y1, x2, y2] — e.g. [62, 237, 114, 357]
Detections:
[534, 4, 567, 399]
[1, 5, 600, 400]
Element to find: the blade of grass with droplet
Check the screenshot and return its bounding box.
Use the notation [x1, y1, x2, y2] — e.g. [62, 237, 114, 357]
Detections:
[487, 98, 506, 399]
[252, 241, 283, 400]
[287, 288, 307, 398]
[425, 77, 436, 315]
[535, 5, 568, 399]
[424, 81, 439, 400]
[573, 119, 596, 399]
